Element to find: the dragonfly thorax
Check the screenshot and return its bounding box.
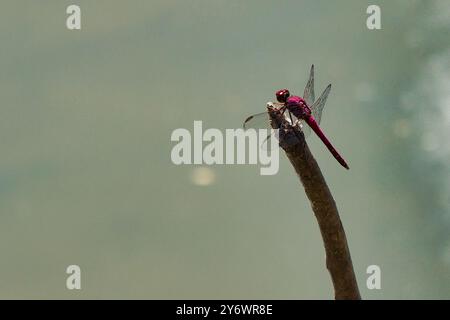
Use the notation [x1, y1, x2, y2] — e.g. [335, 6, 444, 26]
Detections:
[286, 96, 310, 118]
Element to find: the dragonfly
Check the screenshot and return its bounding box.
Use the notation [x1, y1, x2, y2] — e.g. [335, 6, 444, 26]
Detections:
[243, 65, 349, 169]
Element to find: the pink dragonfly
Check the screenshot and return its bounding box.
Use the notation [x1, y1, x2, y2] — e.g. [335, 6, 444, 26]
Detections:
[243, 65, 349, 169]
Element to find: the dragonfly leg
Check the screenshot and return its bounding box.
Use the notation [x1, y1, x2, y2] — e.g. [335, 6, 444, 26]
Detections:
[288, 111, 295, 125]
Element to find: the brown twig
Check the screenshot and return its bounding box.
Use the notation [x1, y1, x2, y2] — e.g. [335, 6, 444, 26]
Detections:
[268, 106, 361, 300]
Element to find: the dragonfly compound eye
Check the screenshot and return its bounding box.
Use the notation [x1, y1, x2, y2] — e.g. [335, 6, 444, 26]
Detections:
[275, 89, 290, 103]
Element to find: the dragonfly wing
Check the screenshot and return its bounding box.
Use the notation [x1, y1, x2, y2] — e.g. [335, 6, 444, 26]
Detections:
[260, 131, 277, 151]
[310, 84, 331, 125]
[243, 111, 271, 130]
[286, 111, 312, 138]
[243, 111, 277, 151]
[299, 119, 311, 137]
[303, 65, 315, 106]
[261, 122, 309, 150]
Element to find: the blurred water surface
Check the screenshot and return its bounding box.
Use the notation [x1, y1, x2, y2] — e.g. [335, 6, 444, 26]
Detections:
[0, 0, 449, 298]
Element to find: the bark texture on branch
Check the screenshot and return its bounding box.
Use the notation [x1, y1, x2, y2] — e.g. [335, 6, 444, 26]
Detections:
[268, 106, 361, 300]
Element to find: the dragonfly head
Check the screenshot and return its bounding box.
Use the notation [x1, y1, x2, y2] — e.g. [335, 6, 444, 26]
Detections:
[275, 89, 290, 103]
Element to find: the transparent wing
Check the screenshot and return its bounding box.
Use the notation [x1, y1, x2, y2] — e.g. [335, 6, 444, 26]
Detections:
[243, 111, 276, 151]
[298, 119, 311, 137]
[243, 111, 271, 130]
[243, 107, 314, 151]
[310, 84, 331, 125]
[303, 65, 315, 106]
[260, 132, 276, 151]
[282, 109, 311, 138]
[260, 119, 311, 150]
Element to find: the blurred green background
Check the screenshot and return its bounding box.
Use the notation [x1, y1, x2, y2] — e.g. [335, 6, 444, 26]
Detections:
[0, 0, 449, 299]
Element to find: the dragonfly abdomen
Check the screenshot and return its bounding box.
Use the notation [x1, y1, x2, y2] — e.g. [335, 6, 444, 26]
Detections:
[304, 116, 350, 170]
